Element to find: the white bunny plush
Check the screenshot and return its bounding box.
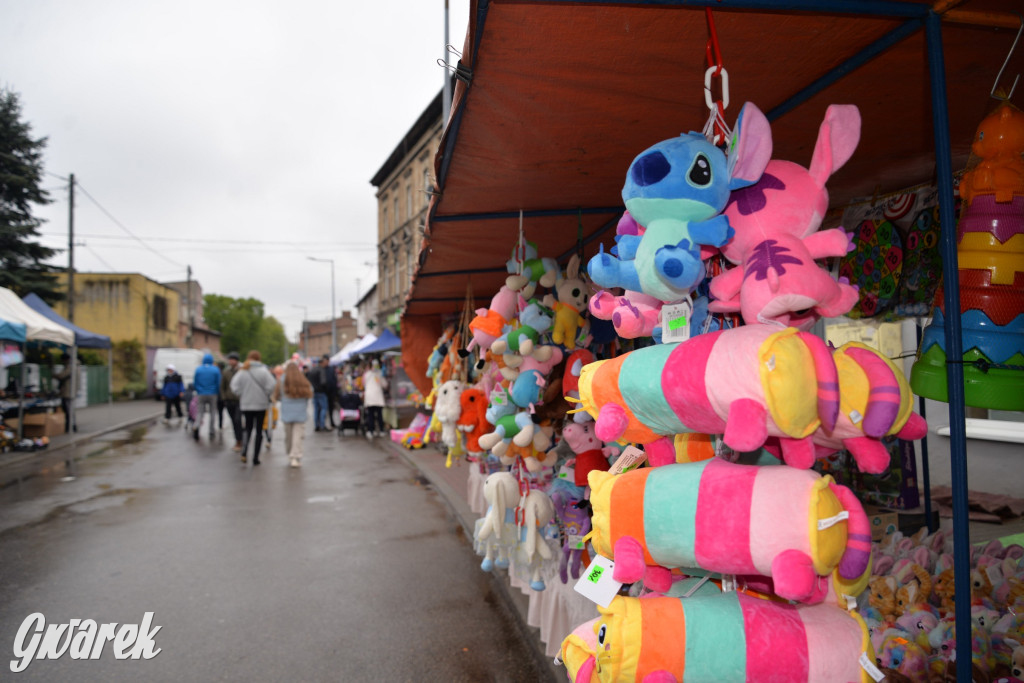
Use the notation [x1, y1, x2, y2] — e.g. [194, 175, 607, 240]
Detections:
[514, 489, 556, 591]
[473, 472, 519, 571]
[433, 379, 465, 450]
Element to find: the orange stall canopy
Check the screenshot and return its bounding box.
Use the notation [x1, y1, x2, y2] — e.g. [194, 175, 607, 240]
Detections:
[401, 0, 1023, 393]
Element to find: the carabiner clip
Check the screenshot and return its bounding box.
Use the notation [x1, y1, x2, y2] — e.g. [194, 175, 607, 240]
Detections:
[704, 66, 730, 111]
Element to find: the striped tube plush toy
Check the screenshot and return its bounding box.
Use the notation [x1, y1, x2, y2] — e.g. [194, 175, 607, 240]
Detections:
[576, 323, 926, 472]
[559, 591, 876, 683]
[586, 459, 873, 603]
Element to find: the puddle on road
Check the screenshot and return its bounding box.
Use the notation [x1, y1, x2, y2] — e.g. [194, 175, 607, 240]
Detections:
[306, 494, 349, 504]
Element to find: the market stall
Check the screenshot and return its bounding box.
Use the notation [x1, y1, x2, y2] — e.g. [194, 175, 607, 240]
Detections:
[399, 1, 1024, 679]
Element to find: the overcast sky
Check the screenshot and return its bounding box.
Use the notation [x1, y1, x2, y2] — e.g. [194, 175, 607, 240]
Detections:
[1, 0, 470, 343]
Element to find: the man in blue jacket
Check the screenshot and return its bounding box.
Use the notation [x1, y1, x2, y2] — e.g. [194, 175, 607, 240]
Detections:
[192, 353, 222, 441]
[161, 365, 185, 422]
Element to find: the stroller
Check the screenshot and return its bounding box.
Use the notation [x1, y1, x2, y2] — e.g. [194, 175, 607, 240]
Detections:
[337, 392, 363, 436]
[184, 385, 199, 435]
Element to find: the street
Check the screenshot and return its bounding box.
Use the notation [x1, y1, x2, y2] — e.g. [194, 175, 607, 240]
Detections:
[0, 418, 554, 682]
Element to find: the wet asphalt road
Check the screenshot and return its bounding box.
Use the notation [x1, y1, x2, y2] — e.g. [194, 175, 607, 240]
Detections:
[0, 419, 554, 682]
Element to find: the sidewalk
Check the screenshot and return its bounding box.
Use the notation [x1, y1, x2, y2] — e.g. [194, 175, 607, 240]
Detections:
[1, 400, 163, 477]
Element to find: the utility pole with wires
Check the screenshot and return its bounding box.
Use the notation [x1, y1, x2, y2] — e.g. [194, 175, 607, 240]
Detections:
[67, 173, 75, 322]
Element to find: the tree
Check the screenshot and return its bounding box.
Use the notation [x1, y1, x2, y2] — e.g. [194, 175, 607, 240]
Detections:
[255, 316, 288, 367]
[0, 88, 62, 303]
[203, 294, 265, 356]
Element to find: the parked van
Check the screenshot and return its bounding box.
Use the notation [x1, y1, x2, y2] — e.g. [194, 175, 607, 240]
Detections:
[152, 348, 206, 394]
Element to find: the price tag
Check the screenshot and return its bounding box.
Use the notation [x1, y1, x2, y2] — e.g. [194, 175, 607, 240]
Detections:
[566, 534, 586, 550]
[558, 465, 576, 482]
[574, 554, 622, 607]
[608, 446, 647, 475]
[660, 296, 693, 344]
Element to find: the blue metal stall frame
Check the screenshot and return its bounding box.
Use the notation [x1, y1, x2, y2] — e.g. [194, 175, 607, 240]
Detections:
[432, 0, 993, 677]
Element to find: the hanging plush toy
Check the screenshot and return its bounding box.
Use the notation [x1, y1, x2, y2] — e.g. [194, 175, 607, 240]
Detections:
[588, 101, 772, 302]
[505, 241, 560, 298]
[456, 387, 490, 457]
[478, 385, 548, 457]
[709, 104, 862, 328]
[513, 489, 556, 590]
[433, 379, 465, 451]
[466, 285, 518, 355]
[490, 298, 554, 358]
[561, 419, 612, 489]
[559, 592, 875, 683]
[551, 485, 591, 584]
[473, 472, 519, 571]
[587, 459, 873, 603]
[576, 324, 927, 473]
[562, 348, 595, 424]
[550, 254, 589, 348]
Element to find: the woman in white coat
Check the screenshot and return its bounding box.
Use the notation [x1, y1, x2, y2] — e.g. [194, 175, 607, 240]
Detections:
[361, 359, 388, 439]
[230, 350, 277, 465]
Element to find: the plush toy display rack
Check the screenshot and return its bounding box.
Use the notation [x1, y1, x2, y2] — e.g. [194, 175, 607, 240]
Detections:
[403, 2, 1024, 679]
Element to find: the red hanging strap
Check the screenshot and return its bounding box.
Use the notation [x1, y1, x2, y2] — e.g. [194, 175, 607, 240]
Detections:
[703, 8, 730, 146]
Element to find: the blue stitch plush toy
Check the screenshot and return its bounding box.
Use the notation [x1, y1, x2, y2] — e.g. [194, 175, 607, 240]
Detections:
[588, 101, 773, 302]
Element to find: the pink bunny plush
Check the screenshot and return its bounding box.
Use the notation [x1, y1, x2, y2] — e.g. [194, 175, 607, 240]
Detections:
[709, 104, 862, 329]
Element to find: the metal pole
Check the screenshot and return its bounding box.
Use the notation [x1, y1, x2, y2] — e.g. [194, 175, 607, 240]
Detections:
[925, 11, 971, 681]
[67, 173, 75, 323]
[330, 261, 337, 356]
[443, 0, 451, 122]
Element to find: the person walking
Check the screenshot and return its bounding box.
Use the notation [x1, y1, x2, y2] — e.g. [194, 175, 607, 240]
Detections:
[191, 352, 221, 441]
[161, 364, 185, 422]
[361, 359, 388, 439]
[50, 352, 77, 433]
[324, 357, 339, 430]
[215, 359, 227, 430]
[229, 350, 276, 465]
[307, 357, 329, 432]
[221, 352, 244, 451]
[274, 361, 312, 468]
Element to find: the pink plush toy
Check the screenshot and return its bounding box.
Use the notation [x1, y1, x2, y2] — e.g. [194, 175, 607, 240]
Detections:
[576, 323, 927, 473]
[467, 285, 518, 354]
[709, 105, 862, 329]
[561, 419, 612, 488]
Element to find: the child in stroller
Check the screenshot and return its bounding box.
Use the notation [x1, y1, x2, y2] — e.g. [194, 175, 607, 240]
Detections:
[337, 392, 363, 436]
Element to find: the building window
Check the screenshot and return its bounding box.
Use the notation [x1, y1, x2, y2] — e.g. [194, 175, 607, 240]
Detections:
[382, 207, 388, 235]
[152, 295, 168, 330]
[393, 197, 400, 230]
[406, 183, 412, 218]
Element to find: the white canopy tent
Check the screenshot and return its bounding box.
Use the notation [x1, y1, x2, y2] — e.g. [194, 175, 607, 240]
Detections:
[328, 333, 376, 366]
[0, 287, 75, 440]
[0, 288, 74, 345]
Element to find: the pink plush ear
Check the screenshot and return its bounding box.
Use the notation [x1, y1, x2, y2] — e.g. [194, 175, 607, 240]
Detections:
[808, 104, 861, 187]
[844, 347, 901, 437]
[724, 398, 768, 452]
[728, 101, 773, 190]
[646, 437, 676, 467]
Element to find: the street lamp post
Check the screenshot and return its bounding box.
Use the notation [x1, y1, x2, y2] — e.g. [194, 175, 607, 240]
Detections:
[307, 257, 337, 356]
[291, 304, 308, 359]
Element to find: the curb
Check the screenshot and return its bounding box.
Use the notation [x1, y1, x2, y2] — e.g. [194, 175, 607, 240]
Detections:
[385, 439, 562, 683]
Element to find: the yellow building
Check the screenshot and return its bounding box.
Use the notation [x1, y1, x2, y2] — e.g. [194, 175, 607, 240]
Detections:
[54, 272, 183, 393]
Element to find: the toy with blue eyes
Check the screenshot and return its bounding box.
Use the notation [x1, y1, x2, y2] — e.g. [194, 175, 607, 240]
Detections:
[589, 101, 773, 302]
